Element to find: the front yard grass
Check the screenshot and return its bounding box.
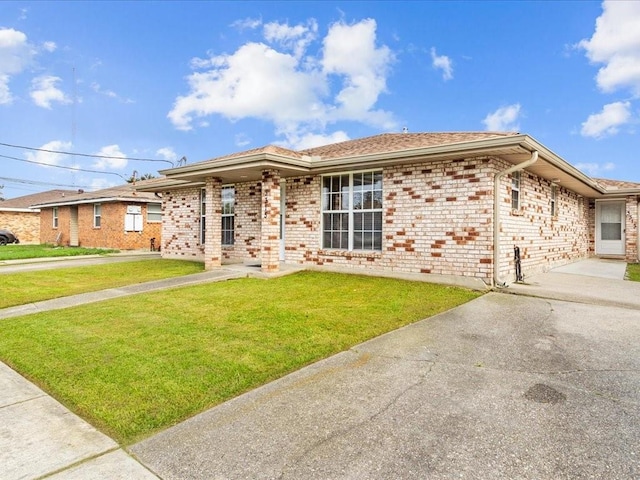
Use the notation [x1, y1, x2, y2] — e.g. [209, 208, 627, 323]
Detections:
[0, 259, 204, 309]
[0, 271, 481, 445]
[0, 244, 118, 261]
[627, 263, 640, 282]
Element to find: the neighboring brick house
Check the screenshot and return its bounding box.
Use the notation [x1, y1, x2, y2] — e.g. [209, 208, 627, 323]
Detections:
[138, 132, 640, 287]
[32, 182, 162, 250]
[0, 190, 77, 244]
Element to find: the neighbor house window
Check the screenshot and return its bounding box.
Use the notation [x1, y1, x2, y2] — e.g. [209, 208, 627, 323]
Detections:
[200, 188, 206, 244]
[94, 204, 101, 228]
[147, 203, 162, 222]
[322, 171, 383, 251]
[511, 171, 521, 210]
[551, 185, 557, 217]
[52, 207, 58, 228]
[221, 186, 235, 246]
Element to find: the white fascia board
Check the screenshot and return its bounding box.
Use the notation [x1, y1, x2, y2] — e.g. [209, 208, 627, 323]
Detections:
[31, 197, 161, 208]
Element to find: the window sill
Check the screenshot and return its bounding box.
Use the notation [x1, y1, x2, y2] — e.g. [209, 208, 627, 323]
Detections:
[319, 249, 382, 258]
[510, 209, 524, 217]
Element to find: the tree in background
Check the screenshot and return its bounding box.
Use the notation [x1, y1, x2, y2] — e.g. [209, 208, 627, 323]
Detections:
[126, 173, 156, 183]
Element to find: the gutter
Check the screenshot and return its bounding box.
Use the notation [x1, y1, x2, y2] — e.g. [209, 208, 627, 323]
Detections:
[493, 150, 539, 287]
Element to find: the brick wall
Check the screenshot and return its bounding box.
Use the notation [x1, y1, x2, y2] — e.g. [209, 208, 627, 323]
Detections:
[498, 159, 590, 282]
[0, 211, 39, 243]
[160, 157, 598, 284]
[161, 187, 204, 260]
[39, 202, 161, 250]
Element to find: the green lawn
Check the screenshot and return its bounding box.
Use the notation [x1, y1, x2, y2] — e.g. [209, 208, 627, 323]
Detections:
[0, 259, 204, 309]
[627, 263, 640, 282]
[0, 244, 118, 261]
[0, 271, 481, 444]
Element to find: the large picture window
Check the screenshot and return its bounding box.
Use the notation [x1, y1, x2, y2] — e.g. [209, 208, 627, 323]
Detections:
[222, 186, 235, 246]
[322, 171, 382, 251]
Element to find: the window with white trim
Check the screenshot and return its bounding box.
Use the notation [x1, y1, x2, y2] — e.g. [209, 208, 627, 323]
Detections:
[322, 171, 383, 251]
[52, 207, 58, 228]
[511, 171, 521, 210]
[94, 204, 102, 228]
[221, 186, 235, 246]
[551, 185, 557, 217]
[200, 188, 206, 244]
[147, 203, 162, 222]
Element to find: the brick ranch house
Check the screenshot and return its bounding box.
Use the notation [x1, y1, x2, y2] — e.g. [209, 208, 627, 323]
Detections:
[139, 132, 640, 287]
[0, 190, 77, 244]
[32, 182, 162, 250]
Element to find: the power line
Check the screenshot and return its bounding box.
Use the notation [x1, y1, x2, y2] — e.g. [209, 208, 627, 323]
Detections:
[0, 153, 128, 180]
[0, 176, 93, 189]
[0, 141, 175, 166]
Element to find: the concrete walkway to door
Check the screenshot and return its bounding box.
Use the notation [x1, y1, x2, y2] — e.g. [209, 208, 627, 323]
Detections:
[504, 258, 636, 310]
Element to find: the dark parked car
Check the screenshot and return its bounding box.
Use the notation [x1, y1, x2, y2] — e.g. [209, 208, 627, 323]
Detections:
[0, 229, 19, 245]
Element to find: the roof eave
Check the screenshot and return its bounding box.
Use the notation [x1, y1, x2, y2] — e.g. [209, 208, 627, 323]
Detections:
[32, 196, 161, 208]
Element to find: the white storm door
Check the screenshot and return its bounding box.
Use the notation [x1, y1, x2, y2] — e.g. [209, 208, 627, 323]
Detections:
[596, 201, 625, 255]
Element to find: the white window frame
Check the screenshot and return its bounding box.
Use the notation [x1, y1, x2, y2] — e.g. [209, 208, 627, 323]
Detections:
[147, 203, 162, 222]
[551, 184, 557, 217]
[221, 186, 234, 246]
[511, 171, 521, 211]
[321, 170, 383, 251]
[200, 188, 206, 244]
[52, 207, 59, 228]
[93, 203, 102, 228]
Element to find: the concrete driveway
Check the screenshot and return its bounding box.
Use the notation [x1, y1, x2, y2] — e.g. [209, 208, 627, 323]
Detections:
[131, 261, 640, 479]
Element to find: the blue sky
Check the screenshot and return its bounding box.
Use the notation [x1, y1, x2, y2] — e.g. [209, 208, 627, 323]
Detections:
[1, 1, 639, 199]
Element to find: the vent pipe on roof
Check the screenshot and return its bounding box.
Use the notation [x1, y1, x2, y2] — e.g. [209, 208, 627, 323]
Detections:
[493, 150, 539, 288]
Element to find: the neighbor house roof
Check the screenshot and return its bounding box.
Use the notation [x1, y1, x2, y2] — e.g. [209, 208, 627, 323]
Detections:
[0, 189, 78, 212]
[138, 131, 637, 198]
[31, 181, 162, 208]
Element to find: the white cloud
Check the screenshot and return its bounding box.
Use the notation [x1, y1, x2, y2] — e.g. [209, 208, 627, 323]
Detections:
[280, 130, 350, 150]
[321, 19, 395, 126]
[93, 144, 128, 170]
[430, 47, 453, 81]
[264, 19, 318, 59]
[156, 147, 178, 161]
[578, 0, 640, 96]
[91, 82, 134, 103]
[42, 41, 57, 52]
[0, 28, 34, 104]
[482, 104, 522, 131]
[30, 75, 71, 109]
[89, 177, 117, 191]
[573, 161, 615, 177]
[168, 18, 396, 141]
[231, 17, 262, 31]
[234, 133, 251, 147]
[580, 101, 631, 138]
[25, 140, 72, 167]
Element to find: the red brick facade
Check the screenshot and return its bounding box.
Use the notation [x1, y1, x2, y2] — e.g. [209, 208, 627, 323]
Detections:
[39, 202, 161, 250]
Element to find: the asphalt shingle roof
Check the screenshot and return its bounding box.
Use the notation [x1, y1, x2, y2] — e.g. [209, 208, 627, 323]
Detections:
[0, 189, 78, 210]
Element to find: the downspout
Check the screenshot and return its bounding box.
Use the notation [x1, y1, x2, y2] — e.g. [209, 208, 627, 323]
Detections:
[493, 150, 539, 287]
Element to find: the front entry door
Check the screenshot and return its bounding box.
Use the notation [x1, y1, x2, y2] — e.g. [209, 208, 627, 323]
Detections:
[596, 201, 625, 255]
[70, 206, 79, 247]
